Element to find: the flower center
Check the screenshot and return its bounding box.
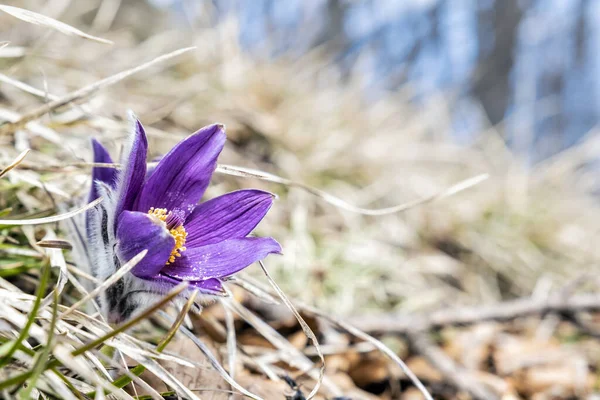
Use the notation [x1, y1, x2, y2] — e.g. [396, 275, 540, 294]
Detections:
[148, 207, 187, 264]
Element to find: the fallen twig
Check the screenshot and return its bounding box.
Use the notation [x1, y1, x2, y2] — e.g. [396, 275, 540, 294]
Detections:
[349, 293, 600, 333]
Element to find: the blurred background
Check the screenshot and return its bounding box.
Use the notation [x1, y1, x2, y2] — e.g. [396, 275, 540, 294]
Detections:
[3, 0, 600, 399]
[155, 0, 600, 161]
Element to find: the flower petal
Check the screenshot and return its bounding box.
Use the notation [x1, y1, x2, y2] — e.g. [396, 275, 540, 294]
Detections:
[89, 139, 117, 202]
[161, 237, 281, 281]
[116, 210, 174, 278]
[185, 189, 275, 247]
[145, 155, 163, 180]
[135, 124, 226, 218]
[190, 278, 226, 294]
[147, 274, 227, 295]
[116, 117, 148, 215]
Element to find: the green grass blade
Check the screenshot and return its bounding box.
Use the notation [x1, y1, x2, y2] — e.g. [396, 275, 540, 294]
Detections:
[102, 290, 198, 394]
[18, 289, 59, 399]
[0, 260, 50, 369]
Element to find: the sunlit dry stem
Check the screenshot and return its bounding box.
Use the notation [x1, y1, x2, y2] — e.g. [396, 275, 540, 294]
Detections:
[0, 47, 195, 135]
[0, 73, 60, 100]
[17, 160, 487, 216]
[0, 5, 113, 44]
[159, 310, 264, 400]
[257, 260, 326, 400]
[157, 290, 198, 352]
[0, 197, 102, 225]
[0, 148, 29, 178]
[217, 164, 489, 216]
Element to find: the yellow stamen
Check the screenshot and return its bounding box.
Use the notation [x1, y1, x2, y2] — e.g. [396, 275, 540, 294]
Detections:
[148, 207, 187, 264]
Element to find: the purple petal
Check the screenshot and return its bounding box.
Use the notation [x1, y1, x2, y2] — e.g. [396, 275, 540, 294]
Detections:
[116, 118, 148, 216]
[185, 189, 275, 247]
[116, 210, 174, 278]
[161, 237, 281, 281]
[145, 274, 227, 295]
[190, 278, 226, 294]
[89, 139, 117, 202]
[145, 155, 163, 180]
[135, 124, 226, 218]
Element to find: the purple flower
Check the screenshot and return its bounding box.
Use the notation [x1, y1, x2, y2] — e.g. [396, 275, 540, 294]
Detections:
[85, 115, 280, 322]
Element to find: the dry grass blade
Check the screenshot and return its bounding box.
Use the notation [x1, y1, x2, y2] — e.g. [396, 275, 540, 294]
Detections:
[158, 291, 198, 352]
[0, 5, 113, 44]
[0, 197, 102, 225]
[60, 249, 147, 318]
[40, 231, 69, 309]
[224, 299, 342, 396]
[160, 311, 264, 400]
[73, 282, 189, 356]
[0, 44, 24, 58]
[230, 277, 280, 305]
[217, 164, 489, 215]
[94, 384, 105, 400]
[20, 290, 60, 399]
[0, 47, 196, 135]
[350, 293, 600, 332]
[0, 73, 60, 100]
[0, 149, 29, 178]
[221, 297, 238, 380]
[37, 239, 73, 250]
[52, 344, 136, 400]
[67, 265, 100, 284]
[44, 369, 79, 400]
[303, 304, 434, 400]
[0, 261, 50, 370]
[257, 260, 325, 400]
[94, 351, 163, 400]
[100, 291, 198, 398]
[20, 161, 121, 172]
[435, 173, 490, 199]
[236, 276, 434, 400]
[116, 349, 200, 400]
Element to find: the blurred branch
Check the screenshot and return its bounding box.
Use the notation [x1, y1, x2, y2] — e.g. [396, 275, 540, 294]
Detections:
[349, 293, 600, 333]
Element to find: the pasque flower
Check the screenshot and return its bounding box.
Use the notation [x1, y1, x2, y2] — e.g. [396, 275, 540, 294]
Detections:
[85, 115, 281, 322]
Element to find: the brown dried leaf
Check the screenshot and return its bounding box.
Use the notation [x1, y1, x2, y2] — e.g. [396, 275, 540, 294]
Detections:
[401, 387, 428, 400]
[329, 373, 381, 400]
[517, 364, 592, 397]
[403, 356, 443, 383]
[349, 355, 390, 388]
[444, 324, 499, 370]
